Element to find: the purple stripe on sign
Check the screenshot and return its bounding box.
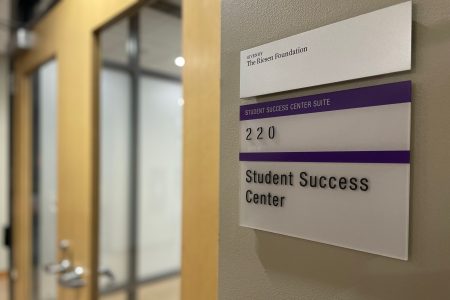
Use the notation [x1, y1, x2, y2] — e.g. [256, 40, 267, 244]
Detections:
[239, 151, 410, 164]
[240, 81, 412, 121]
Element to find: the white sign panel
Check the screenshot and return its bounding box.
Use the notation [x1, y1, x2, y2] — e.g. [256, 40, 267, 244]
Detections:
[240, 1, 412, 98]
[240, 81, 411, 260]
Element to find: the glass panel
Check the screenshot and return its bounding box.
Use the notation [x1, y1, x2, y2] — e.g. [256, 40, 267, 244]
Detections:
[99, 16, 132, 293]
[139, 6, 182, 78]
[32, 59, 58, 300]
[137, 75, 183, 279]
[99, 68, 131, 289]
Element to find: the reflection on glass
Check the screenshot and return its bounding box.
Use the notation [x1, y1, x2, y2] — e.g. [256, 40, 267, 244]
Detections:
[99, 69, 131, 289]
[32, 60, 58, 300]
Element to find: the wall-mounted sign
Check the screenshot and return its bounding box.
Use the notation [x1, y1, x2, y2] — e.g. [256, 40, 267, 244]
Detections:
[240, 81, 412, 260]
[240, 1, 412, 98]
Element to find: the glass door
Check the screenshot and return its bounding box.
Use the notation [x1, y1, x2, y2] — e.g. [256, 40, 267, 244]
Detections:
[98, 1, 183, 299]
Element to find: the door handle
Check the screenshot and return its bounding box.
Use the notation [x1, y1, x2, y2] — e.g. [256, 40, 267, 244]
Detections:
[43, 239, 87, 289]
[44, 239, 72, 274]
[98, 267, 116, 287]
[59, 266, 86, 288]
[44, 259, 71, 274]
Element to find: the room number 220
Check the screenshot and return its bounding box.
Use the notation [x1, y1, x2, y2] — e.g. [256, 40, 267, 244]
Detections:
[245, 126, 276, 140]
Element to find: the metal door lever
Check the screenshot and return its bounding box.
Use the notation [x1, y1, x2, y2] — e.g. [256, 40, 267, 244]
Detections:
[98, 267, 115, 281]
[98, 267, 116, 287]
[44, 240, 71, 274]
[43, 239, 87, 289]
[59, 266, 86, 288]
[44, 259, 71, 274]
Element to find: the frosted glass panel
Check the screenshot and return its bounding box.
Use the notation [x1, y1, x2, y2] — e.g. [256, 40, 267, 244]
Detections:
[33, 60, 58, 300]
[99, 68, 131, 288]
[138, 76, 183, 278]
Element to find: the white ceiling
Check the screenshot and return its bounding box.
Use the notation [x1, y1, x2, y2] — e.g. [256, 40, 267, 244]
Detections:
[100, 6, 181, 78]
[0, 0, 10, 54]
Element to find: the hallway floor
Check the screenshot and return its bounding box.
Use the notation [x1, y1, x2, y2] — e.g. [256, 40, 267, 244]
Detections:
[0, 273, 8, 300]
[101, 276, 180, 300]
[0, 273, 179, 299]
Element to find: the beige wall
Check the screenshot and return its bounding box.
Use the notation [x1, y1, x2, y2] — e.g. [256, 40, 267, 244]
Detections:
[219, 0, 450, 299]
[0, 54, 9, 272]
